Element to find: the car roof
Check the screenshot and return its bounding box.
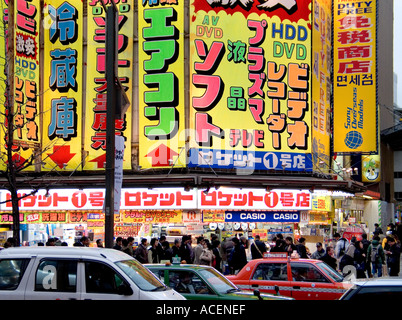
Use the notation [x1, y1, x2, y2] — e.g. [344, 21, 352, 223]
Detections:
[0, 247, 133, 263]
[243, 258, 321, 265]
[350, 278, 402, 287]
[145, 263, 214, 270]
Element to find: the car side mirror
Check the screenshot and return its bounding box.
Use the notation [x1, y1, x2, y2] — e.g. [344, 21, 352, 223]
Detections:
[118, 283, 133, 296]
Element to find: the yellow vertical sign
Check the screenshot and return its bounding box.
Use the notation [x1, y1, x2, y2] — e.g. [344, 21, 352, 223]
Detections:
[189, 0, 312, 172]
[138, 0, 185, 169]
[0, 1, 7, 171]
[42, 0, 83, 171]
[333, 0, 378, 153]
[11, 0, 41, 171]
[84, 1, 133, 171]
[312, 0, 331, 174]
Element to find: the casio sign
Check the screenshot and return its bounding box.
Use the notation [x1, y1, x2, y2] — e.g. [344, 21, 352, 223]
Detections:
[240, 213, 266, 220]
[273, 213, 299, 221]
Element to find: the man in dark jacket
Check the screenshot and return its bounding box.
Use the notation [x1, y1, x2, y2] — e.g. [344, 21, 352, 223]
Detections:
[229, 237, 247, 274]
[250, 235, 267, 259]
[296, 237, 308, 258]
[179, 235, 193, 263]
[361, 233, 372, 277]
[385, 237, 401, 276]
[319, 246, 337, 270]
[134, 238, 149, 263]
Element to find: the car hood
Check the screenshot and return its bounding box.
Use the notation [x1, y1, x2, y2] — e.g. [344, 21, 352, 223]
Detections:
[229, 290, 294, 300]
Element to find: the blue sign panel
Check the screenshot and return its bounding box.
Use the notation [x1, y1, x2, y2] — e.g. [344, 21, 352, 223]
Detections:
[225, 211, 300, 223]
[188, 148, 312, 172]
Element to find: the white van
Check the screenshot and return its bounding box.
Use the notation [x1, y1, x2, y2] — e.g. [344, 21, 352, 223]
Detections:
[0, 247, 185, 300]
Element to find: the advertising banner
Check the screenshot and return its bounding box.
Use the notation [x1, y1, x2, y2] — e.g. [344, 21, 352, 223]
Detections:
[311, 195, 332, 211]
[42, 0, 83, 170]
[0, 188, 197, 210]
[361, 154, 380, 182]
[198, 188, 311, 210]
[84, 0, 133, 170]
[0, 1, 7, 172]
[13, 0, 41, 165]
[312, 0, 331, 173]
[225, 210, 300, 223]
[202, 210, 225, 223]
[0, 211, 87, 224]
[120, 210, 182, 223]
[138, 0, 186, 169]
[189, 0, 312, 172]
[333, 0, 378, 153]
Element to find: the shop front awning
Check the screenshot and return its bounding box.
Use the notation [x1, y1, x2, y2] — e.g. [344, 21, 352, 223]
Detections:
[4, 173, 366, 194]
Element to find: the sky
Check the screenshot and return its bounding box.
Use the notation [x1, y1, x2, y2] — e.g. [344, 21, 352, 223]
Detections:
[395, 0, 402, 107]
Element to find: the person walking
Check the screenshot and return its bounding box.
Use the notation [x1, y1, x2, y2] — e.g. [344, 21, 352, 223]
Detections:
[353, 240, 367, 279]
[250, 235, 267, 259]
[134, 238, 149, 264]
[296, 238, 309, 258]
[384, 236, 401, 276]
[73, 236, 90, 247]
[285, 237, 297, 256]
[172, 238, 181, 260]
[339, 238, 356, 275]
[228, 237, 247, 274]
[96, 239, 104, 248]
[319, 246, 337, 270]
[367, 235, 385, 277]
[361, 233, 372, 278]
[148, 238, 160, 264]
[125, 237, 135, 257]
[193, 236, 205, 265]
[212, 240, 222, 272]
[311, 242, 326, 260]
[199, 240, 215, 267]
[179, 235, 192, 264]
[113, 237, 123, 251]
[334, 233, 349, 268]
[160, 241, 173, 263]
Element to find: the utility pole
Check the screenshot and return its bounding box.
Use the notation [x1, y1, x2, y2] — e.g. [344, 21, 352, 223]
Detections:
[6, 0, 21, 246]
[104, 2, 118, 248]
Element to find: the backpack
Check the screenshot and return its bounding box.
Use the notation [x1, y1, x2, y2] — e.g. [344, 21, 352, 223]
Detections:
[370, 245, 380, 263]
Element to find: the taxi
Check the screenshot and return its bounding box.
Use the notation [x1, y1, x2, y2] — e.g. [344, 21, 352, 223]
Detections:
[145, 262, 293, 300]
[227, 253, 352, 300]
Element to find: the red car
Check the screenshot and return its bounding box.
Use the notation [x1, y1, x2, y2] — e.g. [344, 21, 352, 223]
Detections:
[227, 253, 352, 300]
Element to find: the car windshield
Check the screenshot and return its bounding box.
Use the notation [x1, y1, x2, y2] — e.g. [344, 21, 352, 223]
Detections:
[198, 268, 239, 294]
[115, 260, 170, 291]
[317, 262, 344, 282]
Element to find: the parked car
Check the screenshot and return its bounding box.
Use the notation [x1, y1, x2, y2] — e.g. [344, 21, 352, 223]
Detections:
[339, 278, 402, 300]
[0, 247, 185, 300]
[145, 263, 293, 300]
[227, 253, 352, 300]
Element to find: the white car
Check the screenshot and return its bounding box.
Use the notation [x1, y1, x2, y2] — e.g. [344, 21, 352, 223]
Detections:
[339, 278, 402, 300]
[0, 247, 185, 300]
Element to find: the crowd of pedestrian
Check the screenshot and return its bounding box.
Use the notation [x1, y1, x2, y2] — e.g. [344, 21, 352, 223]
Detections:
[3, 222, 401, 279]
[334, 223, 401, 278]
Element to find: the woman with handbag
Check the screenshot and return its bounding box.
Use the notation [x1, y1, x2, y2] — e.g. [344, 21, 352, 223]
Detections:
[199, 240, 215, 267]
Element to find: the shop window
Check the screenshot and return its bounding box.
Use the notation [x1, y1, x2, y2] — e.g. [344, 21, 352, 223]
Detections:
[290, 263, 329, 283]
[85, 261, 124, 294]
[252, 263, 288, 281]
[35, 260, 77, 292]
[0, 259, 29, 290]
[168, 270, 212, 295]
